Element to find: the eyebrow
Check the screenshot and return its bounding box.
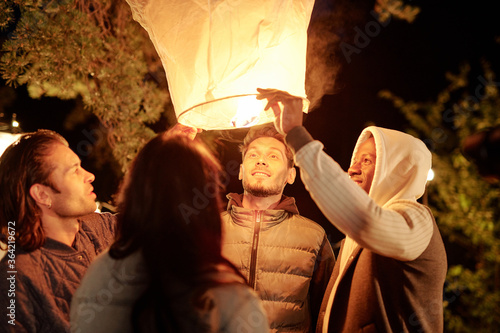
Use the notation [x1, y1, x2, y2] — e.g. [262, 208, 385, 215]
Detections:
[62, 161, 81, 174]
[357, 153, 376, 162]
[248, 146, 284, 156]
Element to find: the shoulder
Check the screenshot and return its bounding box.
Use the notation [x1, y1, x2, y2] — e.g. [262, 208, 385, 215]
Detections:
[79, 212, 117, 239]
[71, 251, 147, 333]
[287, 213, 328, 235]
[384, 200, 439, 261]
[80, 212, 117, 228]
[0, 248, 45, 294]
[386, 200, 434, 228]
[220, 211, 233, 227]
[278, 214, 332, 253]
[210, 282, 256, 299]
[76, 250, 146, 296]
[1, 247, 42, 273]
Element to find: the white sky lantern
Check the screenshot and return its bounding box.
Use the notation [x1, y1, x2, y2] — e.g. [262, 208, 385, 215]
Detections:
[126, 0, 314, 130]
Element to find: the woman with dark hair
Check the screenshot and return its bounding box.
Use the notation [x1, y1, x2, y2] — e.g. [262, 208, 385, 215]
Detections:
[70, 131, 268, 333]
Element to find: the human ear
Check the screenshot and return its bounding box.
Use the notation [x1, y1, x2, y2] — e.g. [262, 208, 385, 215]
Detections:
[287, 167, 296, 185]
[29, 184, 52, 208]
[238, 164, 243, 180]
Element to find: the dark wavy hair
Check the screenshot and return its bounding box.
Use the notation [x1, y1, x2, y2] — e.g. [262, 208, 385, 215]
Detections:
[240, 123, 294, 168]
[0, 130, 66, 252]
[109, 132, 243, 332]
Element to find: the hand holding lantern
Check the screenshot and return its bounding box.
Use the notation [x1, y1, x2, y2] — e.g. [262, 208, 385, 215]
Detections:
[257, 88, 304, 135]
[167, 123, 202, 141]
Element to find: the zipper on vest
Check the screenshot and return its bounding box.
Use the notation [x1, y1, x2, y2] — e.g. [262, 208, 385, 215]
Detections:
[248, 210, 262, 289]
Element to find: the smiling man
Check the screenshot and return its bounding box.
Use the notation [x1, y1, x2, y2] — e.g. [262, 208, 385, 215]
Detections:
[348, 137, 376, 193]
[0, 130, 115, 333]
[221, 124, 335, 333]
[257, 88, 448, 333]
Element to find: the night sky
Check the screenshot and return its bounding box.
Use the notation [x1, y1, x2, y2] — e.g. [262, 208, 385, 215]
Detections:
[224, 0, 500, 244]
[1, 0, 499, 245]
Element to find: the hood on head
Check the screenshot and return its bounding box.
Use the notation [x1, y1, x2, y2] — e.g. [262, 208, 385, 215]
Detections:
[351, 126, 431, 206]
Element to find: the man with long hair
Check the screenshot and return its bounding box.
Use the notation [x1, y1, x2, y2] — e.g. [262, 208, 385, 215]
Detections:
[0, 129, 115, 332]
[221, 124, 335, 332]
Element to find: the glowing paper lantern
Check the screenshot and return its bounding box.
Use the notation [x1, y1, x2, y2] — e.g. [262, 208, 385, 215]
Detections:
[0, 132, 21, 157]
[126, 0, 314, 130]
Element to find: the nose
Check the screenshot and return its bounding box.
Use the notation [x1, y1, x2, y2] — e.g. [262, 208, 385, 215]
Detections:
[348, 162, 360, 177]
[256, 157, 268, 166]
[84, 169, 95, 183]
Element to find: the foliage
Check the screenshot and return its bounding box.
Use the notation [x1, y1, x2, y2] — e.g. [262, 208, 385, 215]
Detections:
[379, 62, 500, 332]
[374, 0, 420, 24]
[0, 0, 17, 31]
[0, 0, 171, 171]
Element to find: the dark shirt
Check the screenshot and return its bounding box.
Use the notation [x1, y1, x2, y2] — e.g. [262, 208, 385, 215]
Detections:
[0, 213, 116, 333]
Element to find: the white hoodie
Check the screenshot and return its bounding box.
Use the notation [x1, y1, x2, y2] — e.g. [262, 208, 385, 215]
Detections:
[286, 125, 446, 332]
[290, 126, 434, 261]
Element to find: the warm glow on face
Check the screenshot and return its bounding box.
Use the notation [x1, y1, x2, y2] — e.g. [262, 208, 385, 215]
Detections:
[230, 95, 266, 128]
[348, 137, 376, 194]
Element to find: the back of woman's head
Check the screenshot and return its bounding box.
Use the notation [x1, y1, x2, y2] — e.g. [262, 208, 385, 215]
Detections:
[110, 132, 225, 278]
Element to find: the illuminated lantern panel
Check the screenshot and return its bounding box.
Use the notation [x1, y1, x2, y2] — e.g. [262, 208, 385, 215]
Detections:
[126, 0, 314, 130]
[0, 132, 21, 157]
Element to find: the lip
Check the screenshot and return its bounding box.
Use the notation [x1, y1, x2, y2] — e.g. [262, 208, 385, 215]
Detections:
[252, 170, 270, 177]
[350, 178, 362, 185]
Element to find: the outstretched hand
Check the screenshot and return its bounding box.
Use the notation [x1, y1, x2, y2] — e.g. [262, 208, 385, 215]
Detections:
[257, 88, 304, 135]
[169, 123, 202, 140]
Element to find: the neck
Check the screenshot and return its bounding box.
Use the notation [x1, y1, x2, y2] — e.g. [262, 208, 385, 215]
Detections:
[242, 192, 282, 210]
[41, 211, 80, 247]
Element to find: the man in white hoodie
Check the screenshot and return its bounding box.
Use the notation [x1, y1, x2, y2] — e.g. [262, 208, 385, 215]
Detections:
[257, 89, 448, 333]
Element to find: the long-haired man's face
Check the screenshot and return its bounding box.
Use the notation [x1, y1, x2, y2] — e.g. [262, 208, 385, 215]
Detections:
[44, 144, 97, 217]
[239, 137, 295, 197]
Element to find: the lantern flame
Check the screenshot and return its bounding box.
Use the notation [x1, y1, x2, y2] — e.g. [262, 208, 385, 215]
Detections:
[230, 95, 266, 128]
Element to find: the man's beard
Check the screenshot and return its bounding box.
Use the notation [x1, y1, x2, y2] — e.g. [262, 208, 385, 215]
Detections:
[243, 180, 282, 197]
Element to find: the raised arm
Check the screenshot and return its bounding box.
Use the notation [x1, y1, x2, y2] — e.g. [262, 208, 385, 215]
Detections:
[257, 88, 433, 261]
